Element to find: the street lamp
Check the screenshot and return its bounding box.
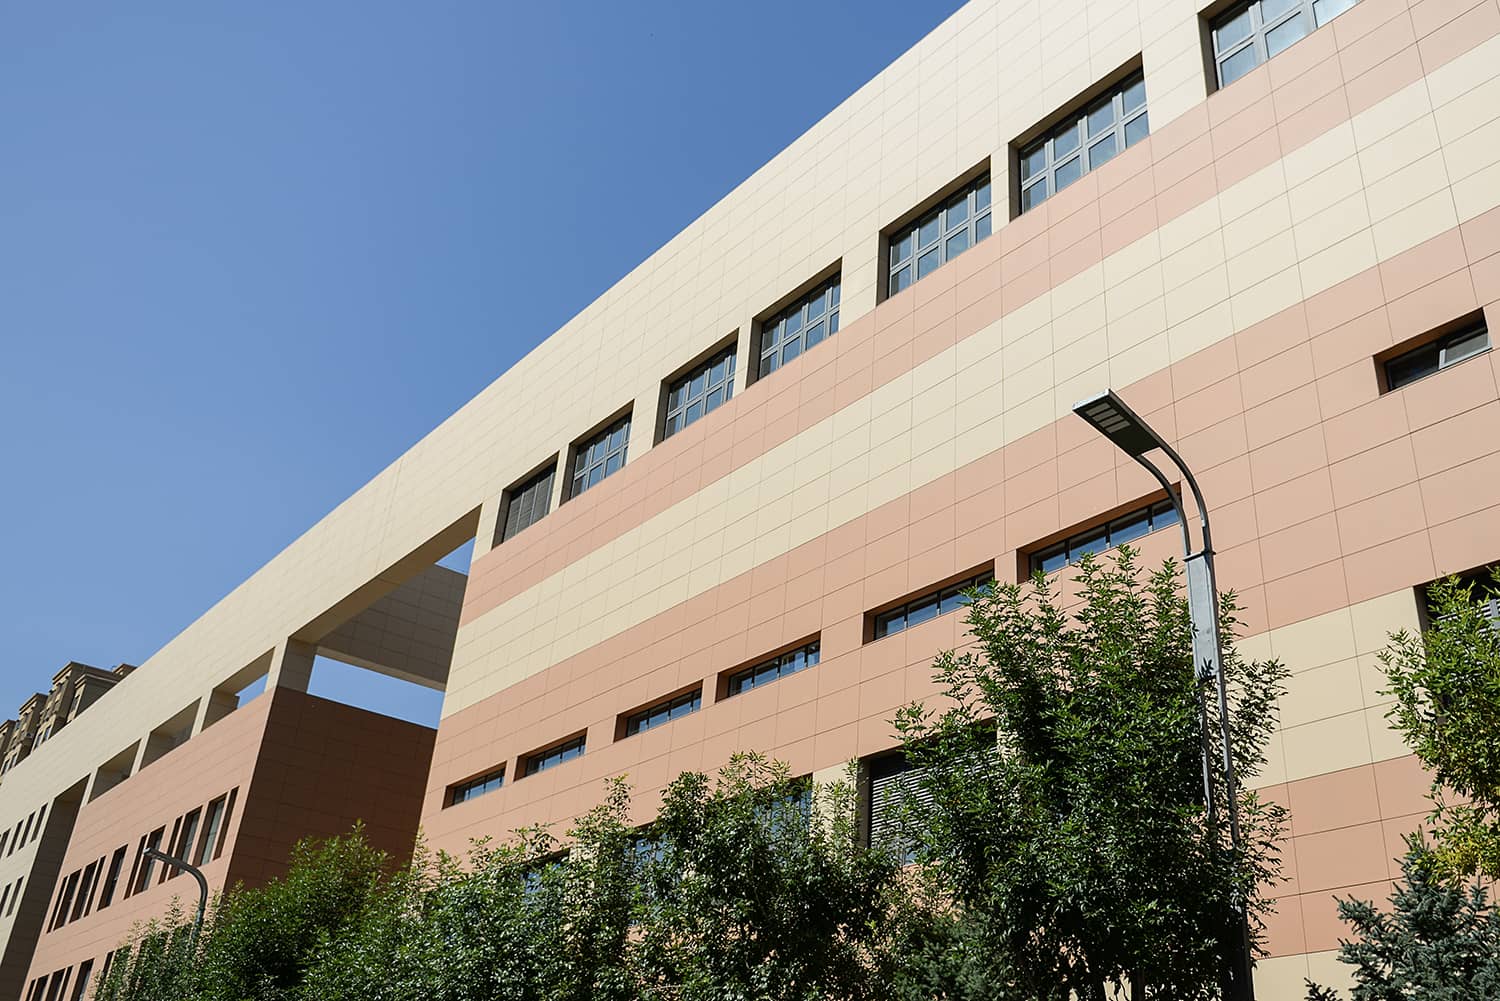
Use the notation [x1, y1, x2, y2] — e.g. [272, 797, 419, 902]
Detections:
[142, 847, 210, 949]
[1072, 389, 1255, 1001]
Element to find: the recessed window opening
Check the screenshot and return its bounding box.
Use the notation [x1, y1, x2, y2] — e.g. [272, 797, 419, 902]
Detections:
[867, 753, 933, 862]
[98, 846, 127, 908]
[664, 346, 736, 440]
[723, 640, 821, 697]
[570, 415, 631, 499]
[448, 768, 506, 807]
[498, 462, 558, 544]
[887, 174, 994, 297]
[622, 687, 703, 737]
[870, 569, 995, 641]
[757, 277, 841, 380]
[1383, 317, 1490, 392]
[522, 734, 586, 777]
[1019, 73, 1148, 213]
[196, 795, 229, 866]
[1211, 0, 1357, 88]
[1029, 499, 1180, 575]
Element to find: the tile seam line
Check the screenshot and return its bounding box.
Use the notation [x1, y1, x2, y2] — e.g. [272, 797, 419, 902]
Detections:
[461, 27, 1500, 623]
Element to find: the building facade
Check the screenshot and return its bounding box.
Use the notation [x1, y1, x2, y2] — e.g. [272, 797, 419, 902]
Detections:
[4, 0, 1500, 994]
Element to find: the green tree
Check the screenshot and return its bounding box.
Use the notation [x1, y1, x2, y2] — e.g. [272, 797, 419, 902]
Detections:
[1305, 845, 1500, 999]
[93, 902, 198, 1001]
[893, 549, 1289, 1000]
[1381, 570, 1500, 883]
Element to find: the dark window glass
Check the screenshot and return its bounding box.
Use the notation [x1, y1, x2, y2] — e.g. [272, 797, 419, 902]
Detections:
[1211, 0, 1357, 88]
[758, 278, 840, 379]
[665, 347, 736, 439]
[523, 735, 586, 777]
[69, 861, 97, 922]
[868, 755, 933, 862]
[98, 846, 126, 909]
[1028, 499, 1181, 575]
[448, 768, 506, 806]
[6, 877, 21, 916]
[872, 571, 994, 641]
[501, 465, 556, 543]
[888, 175, 995, 296]
[49, 871, 78, 931]
[196, 796, 226, 867]
[134, 828, 164, 894]
[1019, 74, 1149, 213]
[624, 689, 702, 736]
[571, 417, 631, 499]
[68, 960, 93, 1001]
[1384, 319, 1491, 391]
[170, 809, 201, 878]
[725, 641, 821, 697]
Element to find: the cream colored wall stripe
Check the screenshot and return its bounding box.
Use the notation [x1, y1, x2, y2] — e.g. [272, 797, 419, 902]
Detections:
[446, 37, 1500, 717]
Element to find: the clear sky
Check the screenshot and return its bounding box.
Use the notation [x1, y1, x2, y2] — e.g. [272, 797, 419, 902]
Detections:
[0, 0, 966, 728]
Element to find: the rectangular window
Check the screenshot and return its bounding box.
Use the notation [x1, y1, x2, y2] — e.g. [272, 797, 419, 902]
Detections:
[98, 846, 127, 909]
[867, 754, 932, 862]
[31, 804, 45, 843]
[1383, 317, 1491, 391]
[724, 640, 821, 697]
[499, 463, 557, 543]
[133, 828, 164, 895]
[1029, 499, 1181, 575]
[622, 688, 702, 737]
[8, 877, 22, 916]
[44, 969, 69, 1001]
[664, 347, 736, 440]
[1212, 0, 1357, 88]
[1018, 73, 1149, 214]
[757, 277, 840, 380]
[888, 174, 994, 297]
[0, 830, 9, 857]
[570, 416, 631, 499]
[448, 768, 506, 806]
[68, 960, 92, 1001]
[871, 570, 995, 641]
[169, 808, 201, 879]
[522, 734, 586, 777]
[196, 795, 227, 866]
[21, 812, 35, 847]
[69, 861, 98, 923]
[49, 871, 78, 932]
[0, 881, 10, 916]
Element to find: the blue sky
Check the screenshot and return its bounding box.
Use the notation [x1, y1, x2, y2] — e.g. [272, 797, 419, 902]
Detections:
[0, 0, 965, 727]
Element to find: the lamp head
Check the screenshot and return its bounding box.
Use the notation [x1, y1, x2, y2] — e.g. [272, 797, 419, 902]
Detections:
[1072, 389, 1163, 458]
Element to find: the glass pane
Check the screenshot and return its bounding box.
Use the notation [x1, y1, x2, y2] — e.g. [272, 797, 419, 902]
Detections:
[1021, 181, 1047, 212]
[588, 466, 602, 487]
[782, 336, 802, 363]
[975, 179, 992, 211]
[1313, 0, 1356, 24]
[1109, 513, 1150, 546]
[890, 233, 913, 264]
[1215, 7, 1253, 49]
[1090, 133, 1118, 168]
[975, 213, 992, 241]
[829, 310, 838, 333]
[711, 358, 728, 384]
[1442, 328, 1490, 365]
[1021, 145, 1047, 180]
[946, 228, 970, 259]
[1087, 99, 1115, 137]
[761, 352, 780, 376]
[1219, 44, 1259, 86]
[918, 215, 941, 247]
[917, 247, 941, 279]
[1125, 112, 1150, 147]
[610, 424, 627, 450]
[907, 598, 939, 627]
[1053, 123, 1080, 158]
[1262, 0, 1298, 18]
[1073, 528, 1107, 559]
[891, 265, 911, 294]
[604, 452, 622, 475]
[705, 387, 723, 411]
[785, 309, 802, 334]
[1054, 155, 1082, 191]
[829, 283, 839, 306]
[1386, 349, 1438, 389]
[807, 294, 825, 321]
[939, 589, 965, 614]
[685, 401, 702, 424]
[805, 320, 825, 349]
[690, 372, 706, 398]
[1040, 548, 1068, 573]
[946, 193, 969, 227]
[1265, 14, 1308, 56]
[1123, 77, 1146, 112]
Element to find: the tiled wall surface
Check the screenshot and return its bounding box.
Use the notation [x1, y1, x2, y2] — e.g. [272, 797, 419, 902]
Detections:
[3, 0, 1500, 994]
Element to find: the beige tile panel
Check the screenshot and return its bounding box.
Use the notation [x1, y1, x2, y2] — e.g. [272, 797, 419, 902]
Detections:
[448, 38, 1500, 716]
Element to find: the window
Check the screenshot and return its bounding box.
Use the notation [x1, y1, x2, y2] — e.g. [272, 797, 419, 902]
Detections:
[69, 861, 98, 922]
[1018, 74, 1149, 213]
[725, 641, 821, 697]
[0, 830, 9, 857]
[1212, 0, 1357, 88]
[98, 846, 126, 909]
[32, 804, 45, 842]
[522, 734, 586, 777]
[7, 877, 22, 916]
[664, 347, 735, 440]
[1384, 318, 1491, 391]
[0, 882, 11, 917]
[448, 768, 505, 806]
[757, 277, 840, 379]
[570, 416, 630, 499]
[21, 812, 35, 847]
[623, 689, 701, 737]
[49, 871, 78, 931]
[133, 828, 164, 894]
[871, 570, 995, 641]
[1029, 499, 1181, 575]
[499, 464, 557, 543]
[888, 175, 994, 296]
[196, 794, 229, 866]
[868, 755, 932, 862]
[170, 809, 201, 878]
[68, 960, 92, 1001]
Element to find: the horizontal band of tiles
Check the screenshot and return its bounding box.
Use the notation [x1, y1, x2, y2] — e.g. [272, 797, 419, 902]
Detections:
[449, 20, 1500, 719]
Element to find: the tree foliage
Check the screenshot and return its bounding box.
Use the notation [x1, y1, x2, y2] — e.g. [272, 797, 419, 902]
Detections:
[1381, 570, 1500, 883]
[892, 548, 1288, 1001]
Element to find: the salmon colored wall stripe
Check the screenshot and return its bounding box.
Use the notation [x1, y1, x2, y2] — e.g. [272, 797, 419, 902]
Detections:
[460, 0, 1500, 630]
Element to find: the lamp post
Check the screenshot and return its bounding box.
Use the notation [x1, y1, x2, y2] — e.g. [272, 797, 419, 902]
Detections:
[142, 847, 209, 949]
[1072, 389, 1255, 1001]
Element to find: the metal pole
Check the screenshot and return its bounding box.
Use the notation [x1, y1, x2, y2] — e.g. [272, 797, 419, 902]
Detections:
[143, 847, 209, 950]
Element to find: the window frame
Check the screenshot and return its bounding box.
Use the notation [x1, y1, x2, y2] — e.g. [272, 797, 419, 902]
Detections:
[98, 846, 127, 909]
[755, 275, 841, 382]
[621, 687, 703, 737]
[869, 569, 995, 642]
[1381, 317, 1491, 392]
[663, 344, 737, 441]
[1209, 0, 1358, 89]
[448, 767, 506, 807]
[885, 172, 994, 298]
[1028, 498, 1181, 576]
[568, 414, 632, 500]
[498, 460, 558, 544]
[521, 733, 587, 778]
[1017, 72, 1149, 214]
[723, 639, 822, 698]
